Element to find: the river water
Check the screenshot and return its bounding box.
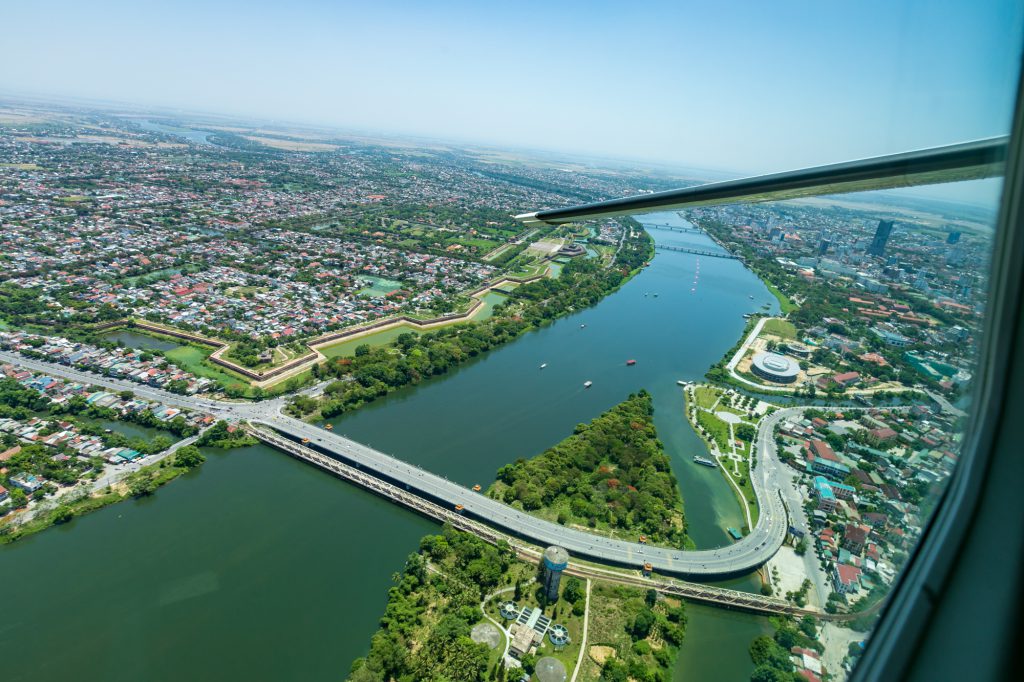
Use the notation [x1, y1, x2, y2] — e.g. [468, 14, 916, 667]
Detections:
[0, 213, 774, 680]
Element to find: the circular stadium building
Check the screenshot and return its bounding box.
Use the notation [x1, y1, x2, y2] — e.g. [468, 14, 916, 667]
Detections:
[751, 351, 801, 384]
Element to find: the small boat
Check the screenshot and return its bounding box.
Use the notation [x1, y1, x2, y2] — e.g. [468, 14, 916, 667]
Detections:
[580, 323, 586, 328]
[693, 455, 717, 468]
[472, 484, 481, 492]
[727, 527, 743, 541]
[626, 359, 636, 366]
[324, 423, 333, 431]
[677, 380, 687, 386]
[583, 380, 593, 388]
[749, 295, 755, 299]
[540, 363, 547, 369]
[653, 293, 659, 297]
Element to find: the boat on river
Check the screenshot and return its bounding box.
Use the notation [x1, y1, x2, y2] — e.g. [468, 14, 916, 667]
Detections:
[626, 359, 636, 366]
[583, 380, 593, 388]
[693, 455, 717, 467]
[540, 363, 547, 369]
[677, 379, 688, 386]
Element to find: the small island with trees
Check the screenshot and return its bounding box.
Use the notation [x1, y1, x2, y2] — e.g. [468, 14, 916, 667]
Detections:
[488, 391, 689, 548]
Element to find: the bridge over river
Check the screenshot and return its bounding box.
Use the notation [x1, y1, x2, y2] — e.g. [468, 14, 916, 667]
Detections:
[248, 422, 806, 616]
[0, 350, 789, 581]
[641, 222, 705, 235]
[654, 244, 741, 260]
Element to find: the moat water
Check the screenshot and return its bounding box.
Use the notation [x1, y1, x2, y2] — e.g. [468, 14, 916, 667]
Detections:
[0, 213, 775, 680]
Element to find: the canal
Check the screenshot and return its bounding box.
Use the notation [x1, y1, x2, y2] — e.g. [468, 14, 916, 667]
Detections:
[0, 213, 775, 680]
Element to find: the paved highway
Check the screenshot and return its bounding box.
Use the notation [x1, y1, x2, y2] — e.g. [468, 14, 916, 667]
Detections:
[0, 350, 791, 577]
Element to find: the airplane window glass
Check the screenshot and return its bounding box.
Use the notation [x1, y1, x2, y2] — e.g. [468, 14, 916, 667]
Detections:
[0, 2, 1020, 682]
[653, 175, 1005, 678]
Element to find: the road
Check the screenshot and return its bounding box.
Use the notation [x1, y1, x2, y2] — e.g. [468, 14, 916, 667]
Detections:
[0, 350, 790, 578]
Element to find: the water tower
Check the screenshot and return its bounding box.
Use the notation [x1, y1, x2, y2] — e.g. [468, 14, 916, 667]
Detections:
[542, 546, 569, 601]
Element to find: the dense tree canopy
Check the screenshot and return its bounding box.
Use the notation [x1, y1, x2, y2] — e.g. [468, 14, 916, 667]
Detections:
[490, 391, 688, 547]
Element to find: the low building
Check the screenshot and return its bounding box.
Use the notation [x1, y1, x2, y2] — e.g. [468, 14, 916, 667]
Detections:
[9, 472, 43, 493]
[783, 342, 812, 358]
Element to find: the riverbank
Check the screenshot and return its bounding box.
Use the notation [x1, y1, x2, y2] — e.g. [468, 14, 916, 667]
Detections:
[681, 383, 766, 535]
[293, 227, 655, 421]
[1, 442, 206, 545]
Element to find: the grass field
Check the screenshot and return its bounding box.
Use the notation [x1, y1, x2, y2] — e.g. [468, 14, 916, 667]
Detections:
[696, 409, 732, 452]
[575, 583, 680, 681]
[734, 460, 760, 530]
[317, 323, 421, 359]
[357, 276, 404, 298]
[692, 385, 721, 410]
[762, 318, 798, 339]
[165, 345, 250, 388]
[765, 281, 798, 314]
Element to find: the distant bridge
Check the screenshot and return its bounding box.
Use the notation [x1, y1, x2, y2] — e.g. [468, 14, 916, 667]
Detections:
[641, 223, 704, 235]
[655, 244, 741, 260]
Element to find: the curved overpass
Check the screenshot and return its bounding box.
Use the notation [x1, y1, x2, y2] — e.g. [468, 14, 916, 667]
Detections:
[0, 350, 790, 578]
[255, 411, 790, 578]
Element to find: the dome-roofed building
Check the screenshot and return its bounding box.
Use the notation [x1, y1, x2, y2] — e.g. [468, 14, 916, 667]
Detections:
[751, 351, 801, 384]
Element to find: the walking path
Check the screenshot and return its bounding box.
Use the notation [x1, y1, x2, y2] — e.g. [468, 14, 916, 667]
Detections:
[569, 578, 592, 682]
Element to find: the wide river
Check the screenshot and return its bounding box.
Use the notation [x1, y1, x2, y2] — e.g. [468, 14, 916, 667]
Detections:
[0, 213, 774, 681]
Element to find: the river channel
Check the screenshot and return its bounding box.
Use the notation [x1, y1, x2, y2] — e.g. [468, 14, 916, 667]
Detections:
[0, 213, 774, 680]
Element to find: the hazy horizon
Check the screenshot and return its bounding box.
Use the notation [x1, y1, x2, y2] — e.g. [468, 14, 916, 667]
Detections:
[2, 0, 1021, 204]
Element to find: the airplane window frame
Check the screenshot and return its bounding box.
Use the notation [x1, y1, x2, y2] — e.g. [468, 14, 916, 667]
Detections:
[849, 55, 1024, 682]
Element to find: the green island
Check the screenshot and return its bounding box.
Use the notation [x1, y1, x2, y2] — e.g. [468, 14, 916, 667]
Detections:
[348, 525, 686, 682]
[350, 391, 691, 681]
[488, 391, 689, 548]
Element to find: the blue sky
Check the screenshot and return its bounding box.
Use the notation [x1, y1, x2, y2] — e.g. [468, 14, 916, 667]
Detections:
[2, 0, 1022, 199]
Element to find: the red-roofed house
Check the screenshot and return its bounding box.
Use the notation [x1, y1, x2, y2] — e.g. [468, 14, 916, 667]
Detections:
[833, 563, 863, 594]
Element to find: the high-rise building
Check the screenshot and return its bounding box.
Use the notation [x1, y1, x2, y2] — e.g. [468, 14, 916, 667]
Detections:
[818, 239, 831, 256]
[947, 231, 962, 244]
[542, 546, 569, 601]
[867, 220, 894, 256]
